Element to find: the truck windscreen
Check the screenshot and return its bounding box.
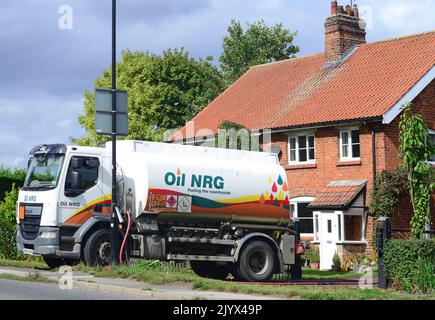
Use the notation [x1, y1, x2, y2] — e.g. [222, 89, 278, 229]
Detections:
[23, 154, 65, 191]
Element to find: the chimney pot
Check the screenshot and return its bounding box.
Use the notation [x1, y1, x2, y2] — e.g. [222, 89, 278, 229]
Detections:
[331, 1, 338, 15]
[352, 4, 359, 17]
[325, 1, 367, 62]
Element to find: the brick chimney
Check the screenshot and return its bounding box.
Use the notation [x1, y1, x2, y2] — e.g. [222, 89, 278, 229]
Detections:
[325, 1, 366, 62]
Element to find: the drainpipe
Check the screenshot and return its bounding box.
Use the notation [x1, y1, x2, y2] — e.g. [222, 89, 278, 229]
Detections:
[371, 127, 377, 185]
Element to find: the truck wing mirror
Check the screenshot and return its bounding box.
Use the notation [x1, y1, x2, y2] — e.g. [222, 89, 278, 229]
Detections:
[85, 158, 100, 168]
[65, 171, 83, 197]
[70, 171, 82, 189]
[70, 157, 82, 169]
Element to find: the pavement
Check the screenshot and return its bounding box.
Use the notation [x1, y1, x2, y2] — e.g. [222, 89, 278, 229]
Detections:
[0, 266, 285, 300]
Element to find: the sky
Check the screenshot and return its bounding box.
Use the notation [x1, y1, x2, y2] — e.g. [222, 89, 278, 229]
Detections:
[1, 0, 434, 167]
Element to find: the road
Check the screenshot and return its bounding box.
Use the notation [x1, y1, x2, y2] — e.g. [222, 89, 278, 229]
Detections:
[0, 278, 141, 300]
[0, 266, 282, 300]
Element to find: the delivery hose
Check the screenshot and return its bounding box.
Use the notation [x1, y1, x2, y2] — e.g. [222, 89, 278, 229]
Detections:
[119, 209, 131, 264]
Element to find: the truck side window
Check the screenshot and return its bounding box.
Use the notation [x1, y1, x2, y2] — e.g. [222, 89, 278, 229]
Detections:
[65, 156, 99, 196]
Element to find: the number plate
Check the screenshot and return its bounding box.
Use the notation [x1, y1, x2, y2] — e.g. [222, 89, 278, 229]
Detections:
[23, 248, 34, 256]
[24, 206, 42, 216]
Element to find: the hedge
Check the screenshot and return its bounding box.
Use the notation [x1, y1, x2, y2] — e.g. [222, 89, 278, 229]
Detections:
[383, 239, 435, 293]
[0, 167, 25, 201]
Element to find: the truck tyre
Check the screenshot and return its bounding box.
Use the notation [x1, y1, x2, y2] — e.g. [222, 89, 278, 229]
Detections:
[236, 240, 276, 282]
[83, 229, 111, 266]
[190, 261, 230, 280]
[43, 257, 64, 269]
[43, 257, 79, 269]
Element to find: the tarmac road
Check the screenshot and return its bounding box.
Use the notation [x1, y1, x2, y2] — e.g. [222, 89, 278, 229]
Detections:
[0, 278, 141, 300]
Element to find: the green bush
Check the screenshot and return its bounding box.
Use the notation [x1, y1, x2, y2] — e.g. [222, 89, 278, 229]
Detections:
[0, 185, 19, 259]
[383, 239, 435, 293]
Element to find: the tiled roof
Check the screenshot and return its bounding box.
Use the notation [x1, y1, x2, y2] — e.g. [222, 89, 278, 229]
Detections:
[177, 31, 435, 139]
[308, 180, 367, 209]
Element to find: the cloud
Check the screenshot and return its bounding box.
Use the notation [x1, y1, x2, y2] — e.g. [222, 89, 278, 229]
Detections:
[362, 0, 435, 38]
[0, 94, 84, 167]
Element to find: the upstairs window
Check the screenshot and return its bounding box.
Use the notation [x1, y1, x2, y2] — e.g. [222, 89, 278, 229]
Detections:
[288, 134, 315, 164]
[340, 128, 360, 161]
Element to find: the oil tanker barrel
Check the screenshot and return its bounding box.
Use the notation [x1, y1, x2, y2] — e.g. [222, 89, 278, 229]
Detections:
[114, 141, 291, 226]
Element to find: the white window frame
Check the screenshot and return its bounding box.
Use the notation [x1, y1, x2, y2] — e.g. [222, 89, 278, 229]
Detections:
[339, 127, 361, 161]
[287, 133, 316, 165]
[337, 211, 366, 244]
[291, 196, 315, 237]
[429, 129, 435, 164]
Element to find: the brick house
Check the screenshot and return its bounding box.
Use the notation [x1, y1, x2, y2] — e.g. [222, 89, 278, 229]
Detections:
[174, 1, 435, 269]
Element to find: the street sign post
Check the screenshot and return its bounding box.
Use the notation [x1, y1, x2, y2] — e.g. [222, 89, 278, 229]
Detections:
[95, 89, 128, 136]
[93, 0, 126, 266]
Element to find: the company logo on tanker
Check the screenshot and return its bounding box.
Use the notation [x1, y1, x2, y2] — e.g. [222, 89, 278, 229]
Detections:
[164, 168, 224, 190]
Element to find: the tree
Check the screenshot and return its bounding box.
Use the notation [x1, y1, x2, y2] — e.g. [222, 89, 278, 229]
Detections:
[220, 19, 299, 85]
[71, 49, 225, 146]
[399, 103, 435, 238]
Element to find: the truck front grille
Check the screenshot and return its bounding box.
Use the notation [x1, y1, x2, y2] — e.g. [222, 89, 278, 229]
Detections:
[19, 203, 43, 241]
[20, 215, 41, 241]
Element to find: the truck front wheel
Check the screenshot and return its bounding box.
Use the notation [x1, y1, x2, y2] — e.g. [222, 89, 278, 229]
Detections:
[43, 257, 78, 269]
[236, 240, 276, 282]
[83, 229, 111, 266]
[189, 261, 231, 280]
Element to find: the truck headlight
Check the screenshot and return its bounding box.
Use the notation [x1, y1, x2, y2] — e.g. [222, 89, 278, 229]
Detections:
[40, 232, 57, 239]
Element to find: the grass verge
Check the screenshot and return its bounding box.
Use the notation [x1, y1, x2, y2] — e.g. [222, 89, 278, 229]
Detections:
[0, 272, 56, 284]
[74, 261, 433, 300]
[1, 259, 431, 300]
[0, 258, 50, 270]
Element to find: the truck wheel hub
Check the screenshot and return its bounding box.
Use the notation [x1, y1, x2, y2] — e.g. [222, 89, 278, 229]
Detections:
[98, 241, 111, 264]
[248, 250, 269, 275]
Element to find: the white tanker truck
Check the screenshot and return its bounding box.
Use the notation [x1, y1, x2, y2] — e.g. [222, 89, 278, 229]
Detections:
[16, 141, 303, 282]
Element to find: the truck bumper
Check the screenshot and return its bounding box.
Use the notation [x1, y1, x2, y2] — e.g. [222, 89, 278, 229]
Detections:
[16, 226, 60, 257]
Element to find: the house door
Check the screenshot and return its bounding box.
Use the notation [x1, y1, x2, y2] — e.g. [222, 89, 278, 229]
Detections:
[320, 212, 338, 270]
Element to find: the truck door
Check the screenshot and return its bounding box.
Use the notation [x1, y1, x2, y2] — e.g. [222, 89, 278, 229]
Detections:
[59, 155, 105, 225]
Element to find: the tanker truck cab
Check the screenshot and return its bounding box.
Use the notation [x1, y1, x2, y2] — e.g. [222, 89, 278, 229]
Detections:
[16, 143, 110, 268]
[17, 141, 303, 281]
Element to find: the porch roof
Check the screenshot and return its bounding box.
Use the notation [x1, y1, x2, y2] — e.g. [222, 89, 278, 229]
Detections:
[308, 180, 367, 210]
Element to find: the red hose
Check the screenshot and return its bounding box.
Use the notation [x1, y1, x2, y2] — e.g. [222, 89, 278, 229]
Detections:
[119, 210, 131, 264]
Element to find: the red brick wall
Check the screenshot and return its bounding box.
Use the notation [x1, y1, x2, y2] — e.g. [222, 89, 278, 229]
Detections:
[269, 79, 434, 249]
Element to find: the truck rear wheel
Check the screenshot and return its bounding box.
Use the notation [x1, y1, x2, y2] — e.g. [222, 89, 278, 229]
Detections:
[236, 240, 276, 282]
[83, 229, 111, 266]
[190, 261, 231, 280]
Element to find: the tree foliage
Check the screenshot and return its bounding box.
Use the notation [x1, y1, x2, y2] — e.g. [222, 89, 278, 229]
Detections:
[399, 103, 435, 238]
[0, 185, 19, 259]
[220, 19, 299, 85]
[370, 169, 409, 218]
[71, 49, 225, 146]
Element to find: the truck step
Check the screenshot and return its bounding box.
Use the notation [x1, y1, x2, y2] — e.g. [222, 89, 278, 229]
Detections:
[167, 254, 236, 262]
[168, 237, 236, 245]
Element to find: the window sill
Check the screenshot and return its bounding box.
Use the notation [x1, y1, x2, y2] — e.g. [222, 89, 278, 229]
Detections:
[285, 163, 317, 170]
[337, 160, 361, 167]
[336, 241, 367, 245]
